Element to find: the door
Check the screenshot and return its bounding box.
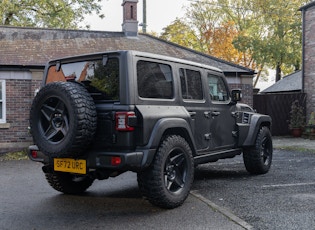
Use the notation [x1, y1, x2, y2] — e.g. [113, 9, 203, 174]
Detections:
[180, 68, 211, 152]
[207, 73, 237, 150]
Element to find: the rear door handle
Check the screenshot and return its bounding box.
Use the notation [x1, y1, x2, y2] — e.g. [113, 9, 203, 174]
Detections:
[211, 111, 221, 116]
[189, 111, 197, 117]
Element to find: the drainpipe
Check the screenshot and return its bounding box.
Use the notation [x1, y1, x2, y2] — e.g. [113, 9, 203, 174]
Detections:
[301, 8, 305, 93]
[142, 0, 147, 33]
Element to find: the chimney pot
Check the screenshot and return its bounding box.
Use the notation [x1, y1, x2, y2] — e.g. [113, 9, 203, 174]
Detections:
[122, 0, 139, 36]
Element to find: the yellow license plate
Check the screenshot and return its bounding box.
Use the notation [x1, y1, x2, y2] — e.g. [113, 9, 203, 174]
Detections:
[54, 158, 86, 174]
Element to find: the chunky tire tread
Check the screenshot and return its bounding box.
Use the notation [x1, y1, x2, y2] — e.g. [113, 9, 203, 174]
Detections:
[45, 172, 94, 194]
[30, 82, 97, 157]
[243, 126, 273, 174]
[137, 135, 194, 209]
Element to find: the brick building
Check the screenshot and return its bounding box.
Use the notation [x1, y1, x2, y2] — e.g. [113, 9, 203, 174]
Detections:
[0, 0, 254, 153]
[301, 1, 315, 120]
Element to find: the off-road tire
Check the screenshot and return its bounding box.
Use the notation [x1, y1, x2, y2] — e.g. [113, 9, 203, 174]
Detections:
[30, 82, 97, 157]
[243, 126, 273, 174]
[45, 171, 94, 194]
[137, 135, 194, 209]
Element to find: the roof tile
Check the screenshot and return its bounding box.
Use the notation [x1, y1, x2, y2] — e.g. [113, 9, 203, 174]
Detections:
[0, 26, 253, 74]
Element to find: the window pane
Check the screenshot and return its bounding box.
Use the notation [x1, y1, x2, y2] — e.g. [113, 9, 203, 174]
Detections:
[186, 69, 203, 100]
[137, 61, 173, 99]
[179, 68, 188, 99]
[0, 102, 2, 119]
[88, 58, 120, 100]
[47, 58, 120, 101]
[0, 86, 2, 100]
[208, 74, 229, 102]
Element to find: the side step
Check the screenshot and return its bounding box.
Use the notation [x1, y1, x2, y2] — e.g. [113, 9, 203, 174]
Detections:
[194, 148, 242, 165]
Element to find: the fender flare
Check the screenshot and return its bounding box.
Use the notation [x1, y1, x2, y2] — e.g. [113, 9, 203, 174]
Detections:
[242, 114, 272, 146]
[137, 117, 196, 167]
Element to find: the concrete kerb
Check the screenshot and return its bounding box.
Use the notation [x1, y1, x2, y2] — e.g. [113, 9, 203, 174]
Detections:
[273, 136, 315, 152]
[191, 190, 254, 230]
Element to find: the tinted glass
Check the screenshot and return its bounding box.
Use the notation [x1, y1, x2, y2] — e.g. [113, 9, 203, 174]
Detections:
[180, 68, 203, 100]
[137, 60, 173, 99]
[208, 73, 229, 102]
[47, 58, 119, 100]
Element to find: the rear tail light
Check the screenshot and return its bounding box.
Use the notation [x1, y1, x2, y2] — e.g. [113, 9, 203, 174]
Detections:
[115, 111, 136, 131]
[31, 150, 38, 158]
[111, 156, 122, 166]
[28, 146, 45, 163]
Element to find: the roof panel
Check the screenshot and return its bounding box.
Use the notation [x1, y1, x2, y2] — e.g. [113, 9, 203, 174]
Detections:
[0, 26, 254, 75]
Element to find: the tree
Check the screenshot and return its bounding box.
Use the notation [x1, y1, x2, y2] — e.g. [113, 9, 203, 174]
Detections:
[161, 0, 311, 85]
[0, 0, 104, 29]
[160, 0, 255, 69]
[208, 20, 254, 68]
[221, 0, 309, 82]
[160, 18, 199, 50]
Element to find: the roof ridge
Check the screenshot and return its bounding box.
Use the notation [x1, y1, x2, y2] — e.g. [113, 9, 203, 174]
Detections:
[283, 70, 302, 78]
[0, 25, 123, 34]
[300, 1, 315, 11]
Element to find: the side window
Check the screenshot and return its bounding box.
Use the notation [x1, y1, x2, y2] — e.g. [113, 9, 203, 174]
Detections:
[208, 73, 229, 102]
[0, 80, 6, 123]
[137, 60, 173, 99]
[180, 68, 203, 100]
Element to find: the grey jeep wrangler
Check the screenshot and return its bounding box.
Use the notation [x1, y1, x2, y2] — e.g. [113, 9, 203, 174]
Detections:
[28, 50, 272, 209]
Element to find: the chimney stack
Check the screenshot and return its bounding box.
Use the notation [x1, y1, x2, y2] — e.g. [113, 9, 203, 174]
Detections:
[122, 0, 139, 36]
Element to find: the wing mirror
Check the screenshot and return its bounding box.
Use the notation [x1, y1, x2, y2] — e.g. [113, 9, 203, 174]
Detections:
[231, 89, 242, 103]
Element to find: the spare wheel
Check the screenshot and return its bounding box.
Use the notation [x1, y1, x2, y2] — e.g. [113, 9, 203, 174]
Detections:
[30, 81, 97, 157]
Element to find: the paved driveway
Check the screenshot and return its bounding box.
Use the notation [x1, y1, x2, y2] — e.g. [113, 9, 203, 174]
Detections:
[0, 160, 243, 230]
[1, 147, 315, 230]
[193, 149, 315, 230]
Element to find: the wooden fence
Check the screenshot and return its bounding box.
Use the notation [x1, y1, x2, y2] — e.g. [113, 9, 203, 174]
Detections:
[253, 93, 306, 136]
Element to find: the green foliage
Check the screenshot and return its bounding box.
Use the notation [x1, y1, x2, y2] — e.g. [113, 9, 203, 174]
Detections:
[307, 112, 315, 126]
[0, 0, 104, 29]
[89, 59, 119, 100]
[288, 100, 305, 129]
[160, 18, 199, 50]
[160, 0, 312, 83]
[236, 0, 308, 81]
[0, 150, 28, 161]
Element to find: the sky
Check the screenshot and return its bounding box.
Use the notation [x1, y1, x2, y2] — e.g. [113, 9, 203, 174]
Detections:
[81, 0, 273, 90]
[82, 0, 190, 34]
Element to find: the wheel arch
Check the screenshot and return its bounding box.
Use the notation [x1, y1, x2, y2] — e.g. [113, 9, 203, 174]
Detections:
[145, 118, 197, 155]
[242, 114, 272, 146]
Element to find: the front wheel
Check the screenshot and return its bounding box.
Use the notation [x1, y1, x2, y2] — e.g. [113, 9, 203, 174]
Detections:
[243, 126, 273, 174]
[137, 135, 194, 209]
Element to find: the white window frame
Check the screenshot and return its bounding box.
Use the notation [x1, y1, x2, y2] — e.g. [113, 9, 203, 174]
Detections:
[0, 80, 6, 123]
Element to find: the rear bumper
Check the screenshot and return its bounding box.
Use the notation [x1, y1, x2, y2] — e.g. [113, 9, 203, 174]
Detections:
[28, 145, 156, 171]
[28, 145, 49, 163]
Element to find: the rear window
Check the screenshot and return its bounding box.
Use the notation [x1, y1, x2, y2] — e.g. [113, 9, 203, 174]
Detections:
[137, 60, 173, 99]
[46, 58, 119, 100]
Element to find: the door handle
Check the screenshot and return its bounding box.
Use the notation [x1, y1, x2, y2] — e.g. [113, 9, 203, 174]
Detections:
[204, 111, 220, 118]
[211, 111, 221, 116]
[189, 111, 196, 117]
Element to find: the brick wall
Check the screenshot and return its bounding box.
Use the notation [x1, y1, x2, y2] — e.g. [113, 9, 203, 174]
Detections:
[0, 78, 41, 153]
[229, 83, 253, 107]
[304, 5, 315, 120]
